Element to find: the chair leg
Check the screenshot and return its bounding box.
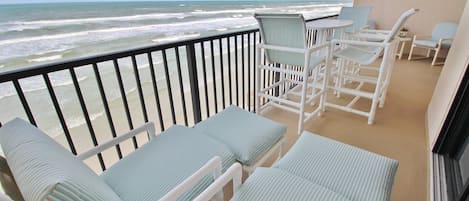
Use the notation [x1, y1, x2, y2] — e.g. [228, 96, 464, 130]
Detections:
[320, 50, 332, 113]
[309, 67, 318, 106]
[298, 74, 309, 134]
[426, 49, 431, 58]
[432, 47, 440, 66]
[255, 47, 261, 113]
[335, 58, 345, 98]
[408, 44, 415, 60]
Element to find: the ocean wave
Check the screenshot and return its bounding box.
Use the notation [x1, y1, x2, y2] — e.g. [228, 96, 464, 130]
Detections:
[216, 28, 228, 32]
[0, 31, 90, 46]
[136, 61, 164, 69]
[191, 7, 271, 15]
[0, 76, 89, 100]
[152, 32, 201, 43]
[68, 111, 105, 129]
[6, 13, 188, 27]
[286, 3, 346, 9]
[28, 54, 63, 63]
[0, 17, 254, 46]
[33, 47, 72, 56]
[0, 65, 4, 69]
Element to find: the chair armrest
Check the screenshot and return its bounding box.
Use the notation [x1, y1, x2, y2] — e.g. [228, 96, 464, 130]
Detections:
[193, 163, 243, 201]
[439, 38, 454, 42]
[360, 29, 391, 34]
[159, 156, 224, 201]
[77, 122, 156, 160]
[352, 32, 386, 41]
[307, 42, 329, 53]
[260, 44, 305, 54]
[260, 43, 328, 55]
[331, 39, 386, 48]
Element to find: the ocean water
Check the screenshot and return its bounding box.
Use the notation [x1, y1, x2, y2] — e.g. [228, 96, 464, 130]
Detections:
[0, 1, 350, 138]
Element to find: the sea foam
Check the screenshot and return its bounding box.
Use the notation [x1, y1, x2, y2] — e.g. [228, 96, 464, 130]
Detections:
[152, 33, 201, 43]
[28, 54, 63, 63]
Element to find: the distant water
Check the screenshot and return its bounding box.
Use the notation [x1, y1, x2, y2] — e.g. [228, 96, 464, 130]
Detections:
[0, 1, 351, 70]
[0, 1, 350, 138]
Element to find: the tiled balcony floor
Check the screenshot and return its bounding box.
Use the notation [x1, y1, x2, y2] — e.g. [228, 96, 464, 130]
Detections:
[260, 57, 442, 201]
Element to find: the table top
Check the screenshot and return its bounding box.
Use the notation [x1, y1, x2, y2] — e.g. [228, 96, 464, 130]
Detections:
[306, 19, 354, 29]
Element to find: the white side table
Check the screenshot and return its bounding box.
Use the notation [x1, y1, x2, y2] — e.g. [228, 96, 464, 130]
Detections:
[396, 37, 412, 60]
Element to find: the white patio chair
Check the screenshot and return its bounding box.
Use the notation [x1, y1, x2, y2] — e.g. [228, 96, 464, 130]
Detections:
[408, 22, 458, 66]
[329, 8, 418, 124]
[337, 6, 372, 36]
[254, 13, 330, 134]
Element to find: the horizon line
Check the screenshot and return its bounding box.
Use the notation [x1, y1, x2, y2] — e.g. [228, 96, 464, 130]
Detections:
[0, 0, 351, 6]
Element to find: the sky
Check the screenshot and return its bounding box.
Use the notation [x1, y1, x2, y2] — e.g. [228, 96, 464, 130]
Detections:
[1, 0, 344, 5]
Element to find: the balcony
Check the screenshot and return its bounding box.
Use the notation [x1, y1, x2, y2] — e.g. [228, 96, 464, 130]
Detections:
[0, 13, 456, 201]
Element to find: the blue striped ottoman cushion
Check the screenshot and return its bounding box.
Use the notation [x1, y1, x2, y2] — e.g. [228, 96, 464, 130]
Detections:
[275, 132, 398, 201]
[194, 105, 287, 165]
[231, 168, 351, 201]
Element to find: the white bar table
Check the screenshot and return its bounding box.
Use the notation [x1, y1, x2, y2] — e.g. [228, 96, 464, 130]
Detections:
[306, 19, 354, 46]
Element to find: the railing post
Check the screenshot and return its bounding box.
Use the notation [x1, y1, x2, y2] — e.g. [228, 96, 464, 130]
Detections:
[186, 43, 202, 124]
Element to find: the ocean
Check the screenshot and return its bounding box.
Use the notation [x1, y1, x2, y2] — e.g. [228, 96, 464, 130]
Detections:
[0, 1, 350, 139]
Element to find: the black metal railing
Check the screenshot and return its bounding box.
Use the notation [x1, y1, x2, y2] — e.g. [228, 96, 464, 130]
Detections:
[0, 15, 336, 171]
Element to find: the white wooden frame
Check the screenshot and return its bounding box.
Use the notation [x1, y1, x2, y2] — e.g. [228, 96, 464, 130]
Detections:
[193, 161, 243, 201]
[159, 156, 224, 201]
[77, 122, 156, 160]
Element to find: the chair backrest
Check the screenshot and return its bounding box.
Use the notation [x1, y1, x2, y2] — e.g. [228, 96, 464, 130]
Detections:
[254, 13, 307, 67]
[431, 22, 458, 46]
[338, 6, 371, 33]
[367, 20, 377, 30]
[383, 8, 419, 43]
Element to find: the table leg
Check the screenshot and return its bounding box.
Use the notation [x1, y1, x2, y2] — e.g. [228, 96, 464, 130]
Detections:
[398, 41, 406, 60]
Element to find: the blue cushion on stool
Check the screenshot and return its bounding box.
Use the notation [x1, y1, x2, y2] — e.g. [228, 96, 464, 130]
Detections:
[231, 168, 352, 201]
[194, 106, 286, 165]
[276, 132, 398, 201]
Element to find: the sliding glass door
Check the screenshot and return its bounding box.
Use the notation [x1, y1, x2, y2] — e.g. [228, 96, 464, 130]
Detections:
[433, 64, 469, 201]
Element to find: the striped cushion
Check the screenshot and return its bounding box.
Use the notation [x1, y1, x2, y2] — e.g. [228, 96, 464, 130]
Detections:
[231, 168, 351, 201]
[101, 125, 236, 201]
[194, 106, 286, 165]
[0, 118, 122, 201]
[276, 132, 398, 201]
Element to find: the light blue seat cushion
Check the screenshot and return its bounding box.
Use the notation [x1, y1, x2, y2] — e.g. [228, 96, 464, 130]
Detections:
[231, 168, 351, 201]
[333, 45, 382, 65]
[413, 39, 438, 48]
[194, 106, 286, 165]
[0, 118, 122, 201]
[276, 132, 398, 201]
[100, 125, 236, 201]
